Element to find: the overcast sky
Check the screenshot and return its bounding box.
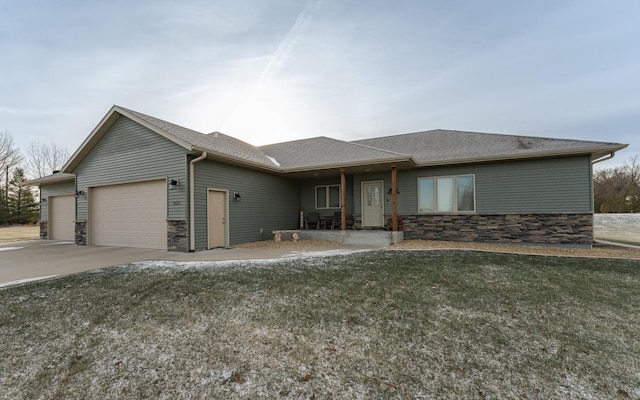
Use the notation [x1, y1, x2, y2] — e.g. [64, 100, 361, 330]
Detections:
[1, 0, 638, 167]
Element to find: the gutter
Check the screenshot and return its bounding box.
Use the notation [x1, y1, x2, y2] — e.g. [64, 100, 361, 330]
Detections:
[23, 173, 75, 187]
[189, 151, 208, 251]
[592, 151, 616, 165]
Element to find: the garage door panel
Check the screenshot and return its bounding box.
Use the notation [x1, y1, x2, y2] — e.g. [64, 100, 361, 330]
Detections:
[90, 180, 167, 249]
[49, 195, 75, 241]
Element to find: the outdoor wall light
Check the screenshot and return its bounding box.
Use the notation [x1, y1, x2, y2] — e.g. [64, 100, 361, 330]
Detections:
[168, 179, 179, 190]
[387, 188, 400, 195]
[41, 198, 47, 203]
[233, 192, 242, 200]
[75, 190, 85, 198]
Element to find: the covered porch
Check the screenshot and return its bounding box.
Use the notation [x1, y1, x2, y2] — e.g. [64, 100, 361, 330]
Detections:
[294, 163, 406, 244]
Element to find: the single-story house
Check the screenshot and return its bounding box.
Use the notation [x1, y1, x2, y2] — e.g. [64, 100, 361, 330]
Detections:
[26, 105, 627, 251]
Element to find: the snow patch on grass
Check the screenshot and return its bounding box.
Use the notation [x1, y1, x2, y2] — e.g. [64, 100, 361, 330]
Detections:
[0, 246, 23, 252]
[130, 248, 373, 270]
[0, 275, 58, 288]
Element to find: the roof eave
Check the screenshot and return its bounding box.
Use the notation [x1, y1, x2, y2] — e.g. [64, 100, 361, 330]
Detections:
[414, 144, 629, 167]
[279, 156, 416, 173]
[23, 173, 76, 187]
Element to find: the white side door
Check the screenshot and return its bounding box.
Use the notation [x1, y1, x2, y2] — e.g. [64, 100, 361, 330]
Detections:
[49, 194, 75, 240]
[208, 190, 227, 248]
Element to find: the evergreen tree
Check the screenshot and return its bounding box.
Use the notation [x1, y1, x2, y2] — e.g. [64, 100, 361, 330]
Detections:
[7, 168, 38, 224]
[0, 187, 8, 224]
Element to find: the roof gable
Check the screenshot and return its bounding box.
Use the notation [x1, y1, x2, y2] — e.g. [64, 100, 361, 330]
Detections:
[120, 107, 278, 169]
[63, 106, 280, 173]
[62, 106, 193, 173]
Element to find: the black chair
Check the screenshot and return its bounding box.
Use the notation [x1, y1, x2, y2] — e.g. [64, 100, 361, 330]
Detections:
[330, 211, 342, 230]
[306, 212, 320, 229]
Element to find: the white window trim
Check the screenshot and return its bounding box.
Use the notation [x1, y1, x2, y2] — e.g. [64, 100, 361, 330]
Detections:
[417, 174, 476, 213]
[315, 184, 341, 209]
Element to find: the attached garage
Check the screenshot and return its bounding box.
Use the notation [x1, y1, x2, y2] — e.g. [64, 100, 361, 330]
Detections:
[89, 179, 167, 249]
[48, 194, 75, 241]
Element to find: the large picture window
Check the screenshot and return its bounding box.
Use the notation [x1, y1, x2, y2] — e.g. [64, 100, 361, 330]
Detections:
[316, 185, 341, 209]
[418, 175, 475, 213]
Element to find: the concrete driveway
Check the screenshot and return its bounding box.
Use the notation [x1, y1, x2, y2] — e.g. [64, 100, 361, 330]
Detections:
[0, 239, 377, 287]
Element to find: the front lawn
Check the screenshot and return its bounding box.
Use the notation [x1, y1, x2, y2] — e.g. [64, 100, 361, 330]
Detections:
[1, 251, 639, 399]
[0, 225, 39, 243]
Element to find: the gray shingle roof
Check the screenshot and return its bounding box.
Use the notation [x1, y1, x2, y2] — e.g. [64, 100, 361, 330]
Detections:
[120, 107, 279, 169]
[353, 129, 626, 165]
[118, 108, 626, 170]
[259, 136, 409, 170]
[63, 105, 627, 176]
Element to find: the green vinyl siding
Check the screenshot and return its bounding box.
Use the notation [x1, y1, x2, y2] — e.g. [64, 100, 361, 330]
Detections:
[397, 155, 593, 214]
[40, 180, 75, 221]
[475, 156, 592, 213]
[194, 160, 300, 249]
[74, 116, 188, 221]
[299, 176, 355, 216]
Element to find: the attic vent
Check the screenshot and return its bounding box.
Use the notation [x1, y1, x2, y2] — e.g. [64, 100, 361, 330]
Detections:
[517, 138, 535, 149]
[214, 132, 219, 138]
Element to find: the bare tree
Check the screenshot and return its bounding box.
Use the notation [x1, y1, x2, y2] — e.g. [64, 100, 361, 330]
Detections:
[594, 155, 640, 212]
[0, 131, 20, 173]
[0, 131, 21, 223]
[24, 141, 70, 179]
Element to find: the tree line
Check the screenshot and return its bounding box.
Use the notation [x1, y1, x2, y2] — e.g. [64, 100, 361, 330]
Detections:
[594, 155, 640, 213]
[0, 131, 70, 225]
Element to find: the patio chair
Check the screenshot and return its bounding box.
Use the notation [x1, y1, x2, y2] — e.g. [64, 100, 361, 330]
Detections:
[330, 211, 342, 230]
[306, 212, 321, 230]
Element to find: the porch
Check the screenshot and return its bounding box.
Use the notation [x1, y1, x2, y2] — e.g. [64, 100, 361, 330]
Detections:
[291, 163, 404, 247]
[299, 229, 404, 246]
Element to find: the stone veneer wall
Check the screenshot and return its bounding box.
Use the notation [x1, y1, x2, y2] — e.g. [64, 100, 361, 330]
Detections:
[40, 221, 48, 239]
[75, 221, 87, 246]
[167, 219, 188, 252]
[401, 213, 593, 246]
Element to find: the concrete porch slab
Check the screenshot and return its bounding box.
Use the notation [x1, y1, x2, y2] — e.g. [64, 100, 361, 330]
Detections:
[299, 230, 403, 246]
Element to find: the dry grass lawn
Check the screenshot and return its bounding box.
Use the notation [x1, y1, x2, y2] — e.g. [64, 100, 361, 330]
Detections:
[1, 251, 639, 399]
[0, 225, 39, 243]
[594, 213, 640, 246]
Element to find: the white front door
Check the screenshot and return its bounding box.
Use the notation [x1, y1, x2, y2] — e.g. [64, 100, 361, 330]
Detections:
[362, 181, 384, 228]
[208, 190, 227, 248]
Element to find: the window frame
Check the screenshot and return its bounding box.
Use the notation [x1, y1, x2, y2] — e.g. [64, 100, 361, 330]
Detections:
[315, 184, 341, 209]
[417, 174, 476, 213]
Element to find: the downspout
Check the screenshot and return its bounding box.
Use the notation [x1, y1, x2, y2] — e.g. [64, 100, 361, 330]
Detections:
[591, 151, 615, 230]
[189, 152, 208, 251]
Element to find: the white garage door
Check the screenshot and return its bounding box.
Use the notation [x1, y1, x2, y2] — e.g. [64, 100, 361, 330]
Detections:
[90, 180, 167, 249]
[49, 194, 75, 241]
